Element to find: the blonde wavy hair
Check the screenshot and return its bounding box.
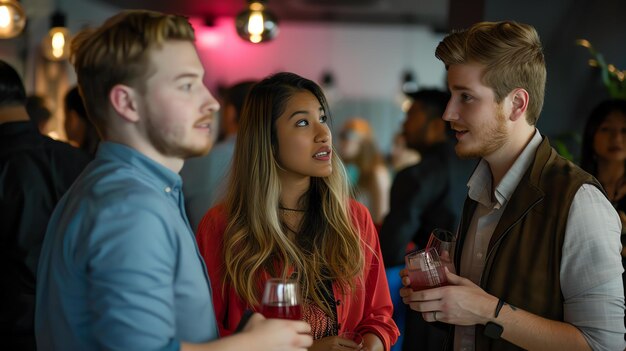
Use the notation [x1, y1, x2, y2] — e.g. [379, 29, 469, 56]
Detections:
[223, 72, 365, 315]
[435, 21, 546, 125]
[70, 10, 195, 138]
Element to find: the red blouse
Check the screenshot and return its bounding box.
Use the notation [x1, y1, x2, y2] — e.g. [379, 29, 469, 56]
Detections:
[196, 200, 399, 350]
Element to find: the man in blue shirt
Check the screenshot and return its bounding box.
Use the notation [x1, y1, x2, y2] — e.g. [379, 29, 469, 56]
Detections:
[35, 10, 312, 351]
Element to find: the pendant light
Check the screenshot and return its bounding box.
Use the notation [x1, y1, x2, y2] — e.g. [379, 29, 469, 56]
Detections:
[42, 11, 70, 61]
[235, 0, 278, 44]
[0, 0, 26, 39]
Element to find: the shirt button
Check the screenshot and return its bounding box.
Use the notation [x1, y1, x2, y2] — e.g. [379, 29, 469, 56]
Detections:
[165, 186, 172, 193]
[477, 252, 483, 259]
[336, 299, 341, 306]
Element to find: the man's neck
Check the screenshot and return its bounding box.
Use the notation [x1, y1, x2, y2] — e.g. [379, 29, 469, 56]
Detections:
[106, 134, 185, 174]
[0, 105, 30, 124]
[486, 126, 536, 189]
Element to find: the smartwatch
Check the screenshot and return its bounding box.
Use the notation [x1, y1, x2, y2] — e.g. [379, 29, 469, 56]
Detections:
[484, 321, 503, 339]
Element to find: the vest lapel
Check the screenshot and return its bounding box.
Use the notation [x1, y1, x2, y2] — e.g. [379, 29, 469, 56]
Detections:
[487, 137, 552, 253]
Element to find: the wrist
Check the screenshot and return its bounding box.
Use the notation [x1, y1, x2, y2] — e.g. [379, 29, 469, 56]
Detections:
[483, 298, 505, 340]
[480, 295, 501, 325]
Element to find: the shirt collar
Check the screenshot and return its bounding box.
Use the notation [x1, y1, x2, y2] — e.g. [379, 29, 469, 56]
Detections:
[467, 129, 543, 209]
[96, 141, 182, 194]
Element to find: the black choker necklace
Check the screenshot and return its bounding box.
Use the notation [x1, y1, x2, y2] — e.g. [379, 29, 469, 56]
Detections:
[279, 206, 306, 212]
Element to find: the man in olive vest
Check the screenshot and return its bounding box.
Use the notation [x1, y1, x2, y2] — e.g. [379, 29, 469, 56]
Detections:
[400, 21, 625, 350]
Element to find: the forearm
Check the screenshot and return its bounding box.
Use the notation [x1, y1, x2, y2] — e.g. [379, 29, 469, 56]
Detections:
[363, 333, 384, 351]
[493, 303, 591, 351]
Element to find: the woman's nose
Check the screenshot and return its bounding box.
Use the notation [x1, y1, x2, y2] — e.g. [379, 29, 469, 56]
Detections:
[316, 126, 330, 143]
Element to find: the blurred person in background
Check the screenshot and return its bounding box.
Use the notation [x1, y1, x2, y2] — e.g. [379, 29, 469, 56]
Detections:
[25, 95, 52, 135]
[181, 80, 256, 230]
[338, 117, 390, 225]
[0, 59, 90, 350]
[64, 85, 100, 157]
[196, 72, 399, 351]
[389, 132, 421, 174]
[379, 89, 456, 351]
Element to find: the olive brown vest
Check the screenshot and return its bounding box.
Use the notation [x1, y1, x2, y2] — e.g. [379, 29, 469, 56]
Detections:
[454, 136, 603, 351]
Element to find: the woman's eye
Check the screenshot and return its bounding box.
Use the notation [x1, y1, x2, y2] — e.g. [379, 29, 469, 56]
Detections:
[320, 115, 328, 123]
[461, 93, 473, 102]
[296, 119, 309, 127]
[181, 83, 192, 91]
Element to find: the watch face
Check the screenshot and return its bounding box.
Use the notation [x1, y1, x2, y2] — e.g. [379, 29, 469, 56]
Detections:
[484, 322, 504, 339]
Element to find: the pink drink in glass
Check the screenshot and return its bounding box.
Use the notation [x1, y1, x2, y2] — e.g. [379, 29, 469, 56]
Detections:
[405, 247, 448, 291]
[408, 266, 448, 291]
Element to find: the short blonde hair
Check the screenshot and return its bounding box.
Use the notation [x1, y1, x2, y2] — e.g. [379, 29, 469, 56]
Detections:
[70, 10, 195, 137]
[436, 21, 546, 125]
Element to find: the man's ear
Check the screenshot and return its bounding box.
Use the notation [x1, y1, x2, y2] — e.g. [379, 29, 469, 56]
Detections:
[109, 84, 140, 123]
[509, 88, 529, 122]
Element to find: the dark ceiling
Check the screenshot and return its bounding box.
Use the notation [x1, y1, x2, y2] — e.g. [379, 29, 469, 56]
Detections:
[97, 0, 449, 30]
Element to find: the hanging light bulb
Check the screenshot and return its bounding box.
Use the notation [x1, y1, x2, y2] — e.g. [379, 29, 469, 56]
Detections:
[42, 11, 70, 61]
[0, 0, 26, 39]
[235, 0, 278, 44]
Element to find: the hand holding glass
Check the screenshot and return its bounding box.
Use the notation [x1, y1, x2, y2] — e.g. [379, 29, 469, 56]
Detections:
[405, 247, 448, 291]
[261, 278, 302, 320]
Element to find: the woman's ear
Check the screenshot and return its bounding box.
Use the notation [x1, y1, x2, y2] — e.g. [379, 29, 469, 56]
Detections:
[109, 84, 140, 123]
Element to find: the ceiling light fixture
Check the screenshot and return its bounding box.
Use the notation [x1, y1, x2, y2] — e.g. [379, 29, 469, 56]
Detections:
[0, 0, 26, 39]
[235, 0, 278, 44]
[42, 11, 70, 61]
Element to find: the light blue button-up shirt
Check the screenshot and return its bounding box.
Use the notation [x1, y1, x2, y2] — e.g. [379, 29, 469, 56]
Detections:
[35, 142, 219, 350]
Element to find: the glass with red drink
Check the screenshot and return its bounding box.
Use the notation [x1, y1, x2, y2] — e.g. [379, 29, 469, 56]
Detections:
[405, 247, 448, 291]
[261, 278, 302, 320]
[426, 228, 457, 273]
[426, 228, 456, 262]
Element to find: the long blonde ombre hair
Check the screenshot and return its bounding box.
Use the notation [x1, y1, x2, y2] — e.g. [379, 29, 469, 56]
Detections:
[223, 72, 365, 315]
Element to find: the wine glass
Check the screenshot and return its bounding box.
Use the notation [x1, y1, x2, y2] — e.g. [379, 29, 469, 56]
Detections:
[260, 278, 302, 320]
[426, 228, 456, 272]
[339, 331, 364, 350]
[426, 228, 456, 258]
[404, 247, 448, 291]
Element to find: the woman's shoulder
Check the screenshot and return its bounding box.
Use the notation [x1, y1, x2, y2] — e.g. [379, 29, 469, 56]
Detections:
[348, 200, 377, 236]
[196, 204, 228, 241]
[348, 198, 368, 216]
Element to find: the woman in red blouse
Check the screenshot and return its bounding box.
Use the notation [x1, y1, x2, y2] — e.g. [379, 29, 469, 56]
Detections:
[196, 72, 399, 351]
